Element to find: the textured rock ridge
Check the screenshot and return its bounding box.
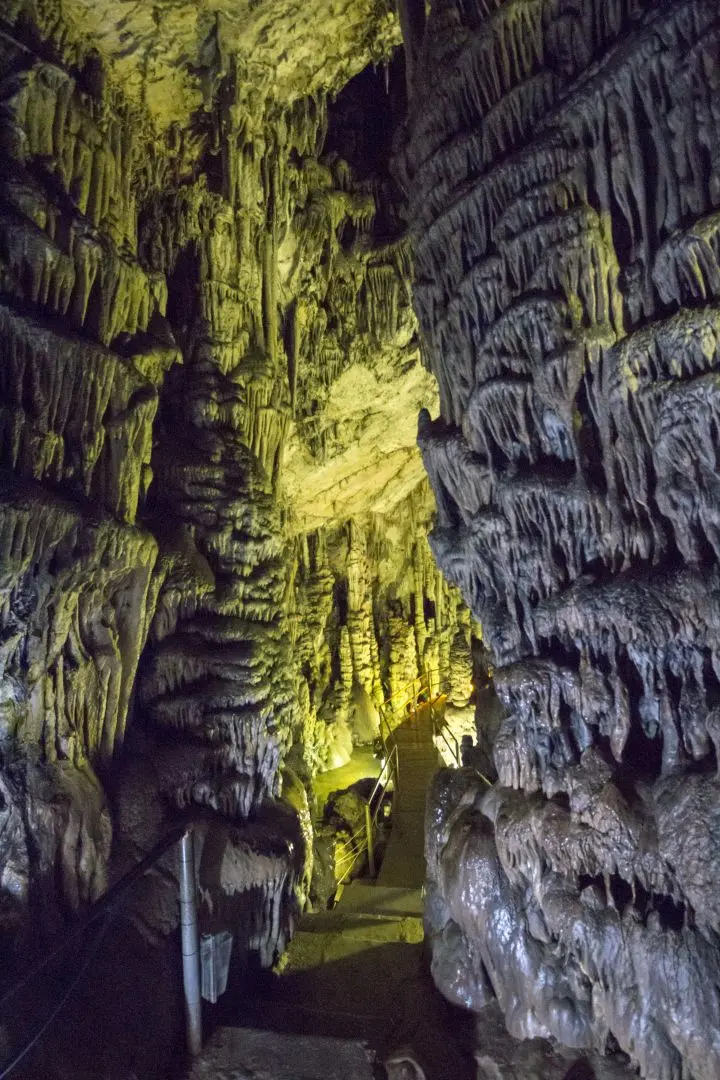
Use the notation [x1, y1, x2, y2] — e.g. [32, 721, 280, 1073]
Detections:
[406, 2, 720, 1078]
[49, 0, 401, 127]
[0, 3, 469, 989]
[0, 18, 171, 941]
[286, 485, 473, 777]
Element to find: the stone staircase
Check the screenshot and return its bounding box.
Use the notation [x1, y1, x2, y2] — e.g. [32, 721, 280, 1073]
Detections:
[334, 882, 424, 917]
[187, 708, 472, 1080]
[187, 1028, 376, 1080]
[377, 706, 442, 890]
[185, 706, 642, 1080]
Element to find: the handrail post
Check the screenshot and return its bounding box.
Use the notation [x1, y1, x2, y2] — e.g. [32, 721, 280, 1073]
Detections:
[364, 801, 376, 878]
[179, 830, 202, 1056]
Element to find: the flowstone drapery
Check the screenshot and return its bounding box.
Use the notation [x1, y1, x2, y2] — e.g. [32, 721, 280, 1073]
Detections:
[406, 2, 720, 1077]
[0, 3, 465, 992]
[0, 26, 171, 940]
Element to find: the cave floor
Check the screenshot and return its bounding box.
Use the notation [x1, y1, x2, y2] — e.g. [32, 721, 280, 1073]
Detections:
[377, 704, 441, 889]
[195, 708, 475, 1079]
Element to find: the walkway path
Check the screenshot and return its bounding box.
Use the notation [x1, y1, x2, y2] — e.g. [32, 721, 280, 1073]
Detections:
[377, 702, 441, 889]
[188, 695, 640, 1080]
[190, 703, 474, 1080]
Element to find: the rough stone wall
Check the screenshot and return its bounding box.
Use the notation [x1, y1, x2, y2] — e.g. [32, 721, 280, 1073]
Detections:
[0, 12, 290, 950]
[0, 19, 171, 943]
[407, 2, 720, 1078]
[0, 4, 458, 982]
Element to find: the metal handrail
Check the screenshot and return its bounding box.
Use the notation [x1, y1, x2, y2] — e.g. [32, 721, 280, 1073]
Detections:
[0, 827, 185, 1007]
[335, 668, 448, 887]
[335, 743, 399, 882]
[0, 826, 202, 1076]
[381, 667, 444, 713]
[429, 699, 461, 767]
[429, 700, 493, 787]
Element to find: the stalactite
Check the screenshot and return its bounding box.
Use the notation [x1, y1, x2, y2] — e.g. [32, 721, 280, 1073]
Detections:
[410, 1, 720, 1078]
[0, 0, 437, 1000]
[345, 522, 377, 698]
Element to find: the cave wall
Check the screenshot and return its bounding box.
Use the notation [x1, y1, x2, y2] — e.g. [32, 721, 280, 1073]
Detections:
[287, 488, 474, 778]
[0, 1, 464, 980]
[0, 16, 171, 942]
[406, 2, 720, 1077]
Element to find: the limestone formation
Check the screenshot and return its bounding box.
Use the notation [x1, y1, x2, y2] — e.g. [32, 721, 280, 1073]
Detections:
[8, 0, 720, 1076]
[406, 2, 720, 1077]
[0, 1, 466, 994]
[0, 19, 170, 945]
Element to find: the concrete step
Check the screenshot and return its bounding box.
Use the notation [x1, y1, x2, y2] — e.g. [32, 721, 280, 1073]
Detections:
[187, 1027, 376, 1080]
[395, 751, 441, 764]
[377, 867, 425, 888]
[393, 741, 436, 752]
[292, 912, 423, 943]
[393, 796, 429, 811]
[235, 938, 430, 1052]
[395, 771, 437, 781]
[229, 996, 391, 1048]
[300, 908, 416, 931]
[337, 882, 423, 917]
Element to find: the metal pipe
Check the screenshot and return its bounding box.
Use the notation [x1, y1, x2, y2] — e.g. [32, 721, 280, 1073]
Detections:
[179, 830, 202, 1056]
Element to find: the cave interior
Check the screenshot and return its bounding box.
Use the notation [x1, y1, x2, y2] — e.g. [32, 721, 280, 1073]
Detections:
[1, 1, 720, 1079]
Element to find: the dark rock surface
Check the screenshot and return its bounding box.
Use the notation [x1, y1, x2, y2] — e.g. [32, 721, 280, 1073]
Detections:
[0, 0, 468, 1026]
[405, 2, 720, 1077]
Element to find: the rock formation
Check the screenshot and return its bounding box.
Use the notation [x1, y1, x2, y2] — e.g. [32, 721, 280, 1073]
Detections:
[8, 0, 720, 1074]
[0, 0, 474, 1000]
[0, 17, 171, 942]
[407, 2, 720, 1077]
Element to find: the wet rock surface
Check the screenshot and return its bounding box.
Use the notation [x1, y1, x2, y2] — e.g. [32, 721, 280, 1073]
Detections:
[0, 15, 476, 1078]
[5, 0, 720, 1076]
[405, 2, 720, 1077]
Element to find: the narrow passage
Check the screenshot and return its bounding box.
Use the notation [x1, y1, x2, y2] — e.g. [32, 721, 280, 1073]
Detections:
[190, 703, 474, 1080]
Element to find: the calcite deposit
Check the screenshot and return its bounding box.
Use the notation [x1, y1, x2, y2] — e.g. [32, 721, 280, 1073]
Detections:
[0, 0, 468, 980]
[408, 1, 720, 1077]
[4, 0, 720, 1076]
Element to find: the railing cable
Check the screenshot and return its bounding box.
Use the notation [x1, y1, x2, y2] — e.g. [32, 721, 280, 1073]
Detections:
[0, 826, 185, 1012]
[0, 825, 197, 1075]
[0, 905, 117, 1080]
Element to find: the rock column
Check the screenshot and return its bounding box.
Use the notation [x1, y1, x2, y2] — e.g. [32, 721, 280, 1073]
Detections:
[407, 2, 720, 1077]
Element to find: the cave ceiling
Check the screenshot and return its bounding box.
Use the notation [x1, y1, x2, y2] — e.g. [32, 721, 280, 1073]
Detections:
[49, 0, 401, 126]
[282, 318, 438, 531]
[21, 0, 422, 533]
